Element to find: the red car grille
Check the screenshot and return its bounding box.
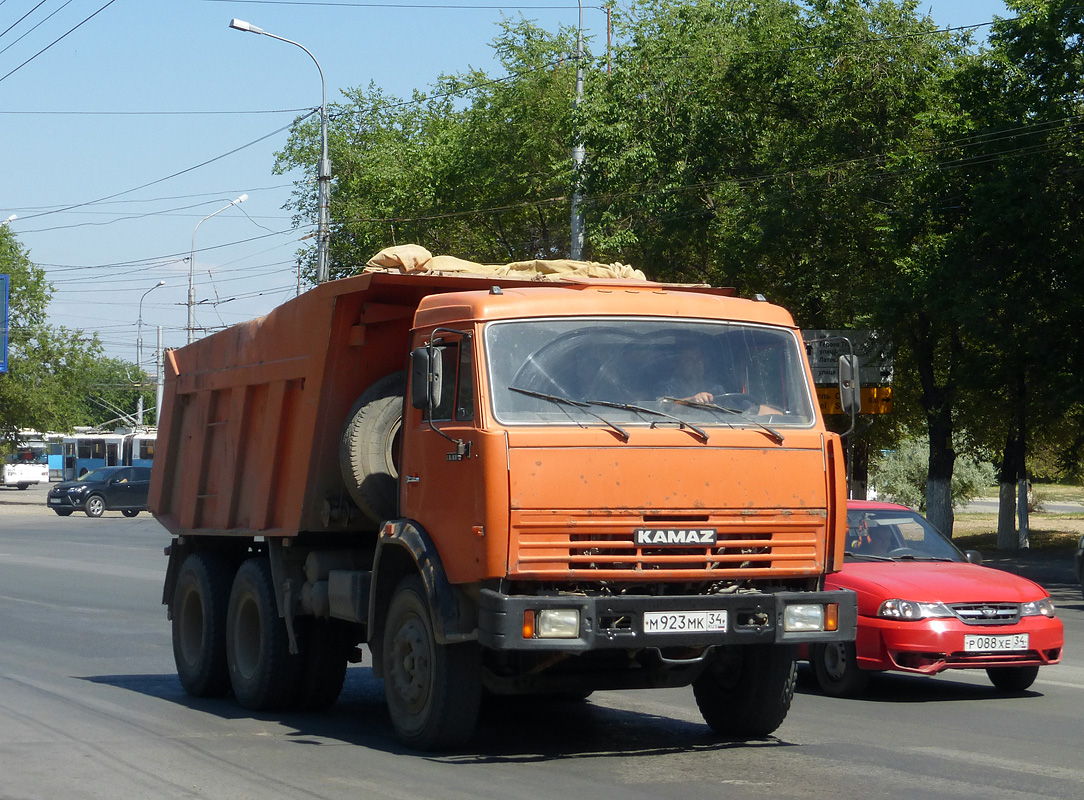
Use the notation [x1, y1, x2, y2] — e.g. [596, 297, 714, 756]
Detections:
[949, 603, 1020, 625]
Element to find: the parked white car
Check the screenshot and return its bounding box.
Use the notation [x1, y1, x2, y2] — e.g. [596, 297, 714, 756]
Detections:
[2, 462, 50, 489]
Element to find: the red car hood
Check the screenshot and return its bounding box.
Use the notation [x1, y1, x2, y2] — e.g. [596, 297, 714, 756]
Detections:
[827, 560, 1048, 605]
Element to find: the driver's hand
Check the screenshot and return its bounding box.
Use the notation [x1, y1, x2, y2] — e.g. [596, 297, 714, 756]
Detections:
[690, 391, 714, 404]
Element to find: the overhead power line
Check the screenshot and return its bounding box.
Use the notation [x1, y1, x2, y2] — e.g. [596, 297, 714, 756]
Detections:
[0, 0, 120, 86]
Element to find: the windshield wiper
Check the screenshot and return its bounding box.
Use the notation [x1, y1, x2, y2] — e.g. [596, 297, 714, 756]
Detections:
[509, 386, 630, 442]
[663, 397, 785, 445]
[586, 399, 709, 443]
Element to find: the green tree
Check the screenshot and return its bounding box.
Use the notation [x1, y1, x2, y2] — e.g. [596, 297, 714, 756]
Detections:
[950, 0, 1084, 546]
[275, 18, 583, 282]
[0, 226, 127, 442]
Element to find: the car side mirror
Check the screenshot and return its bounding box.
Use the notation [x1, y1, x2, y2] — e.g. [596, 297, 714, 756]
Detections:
[964, 549, 983, 565]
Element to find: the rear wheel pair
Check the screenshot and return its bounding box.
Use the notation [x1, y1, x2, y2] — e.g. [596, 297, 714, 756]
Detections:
[171, 553, 351, 710]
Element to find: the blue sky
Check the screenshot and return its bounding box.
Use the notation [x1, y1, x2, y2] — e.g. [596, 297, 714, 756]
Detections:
[2, 0, 1008, 365]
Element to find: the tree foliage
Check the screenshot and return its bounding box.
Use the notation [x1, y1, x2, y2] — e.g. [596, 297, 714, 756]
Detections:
[0, 226, 143, 443]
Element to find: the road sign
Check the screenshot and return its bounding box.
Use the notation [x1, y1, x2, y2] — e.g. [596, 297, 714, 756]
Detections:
[803, 330, 894, 387]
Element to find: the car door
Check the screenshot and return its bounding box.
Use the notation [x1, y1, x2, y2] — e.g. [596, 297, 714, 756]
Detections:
[104, 468, 132, 508]
[129, 468, 151, 508]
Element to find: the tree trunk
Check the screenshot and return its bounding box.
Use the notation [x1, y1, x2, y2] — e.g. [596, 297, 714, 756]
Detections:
[925, 409, 956, 536]
[996, 435, 1017, 550]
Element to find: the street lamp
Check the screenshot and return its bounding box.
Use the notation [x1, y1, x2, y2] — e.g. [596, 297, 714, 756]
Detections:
[137, 280, 165, 369]
[137, 280, 165, 427]
[188, 194, 247, 344]
[2, 214, 16, 225]
[229, 18, 331, 284]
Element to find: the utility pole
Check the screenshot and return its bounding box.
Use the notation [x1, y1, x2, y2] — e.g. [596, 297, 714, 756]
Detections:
[570, 0, 586, 260]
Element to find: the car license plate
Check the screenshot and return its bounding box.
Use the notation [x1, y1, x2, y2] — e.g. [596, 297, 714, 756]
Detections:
[643, 610, 727, 633]
[964, 633, 1029, 652]
[48, 497, 61, 505]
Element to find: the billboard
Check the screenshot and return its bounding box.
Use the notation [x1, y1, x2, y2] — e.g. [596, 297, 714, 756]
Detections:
[1, 273, 8, 373]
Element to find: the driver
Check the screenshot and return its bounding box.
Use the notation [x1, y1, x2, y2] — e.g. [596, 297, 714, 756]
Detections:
[664, 344, 717, 404]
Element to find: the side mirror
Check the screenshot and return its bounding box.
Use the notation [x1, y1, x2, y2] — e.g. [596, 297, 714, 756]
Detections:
[838, 354, 861, 414]
[964, 549, 984, 565]
[410, 346, 443, 410]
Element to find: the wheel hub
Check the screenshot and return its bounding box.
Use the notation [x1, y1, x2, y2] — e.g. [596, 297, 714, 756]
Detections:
[390, 615, 431, 711]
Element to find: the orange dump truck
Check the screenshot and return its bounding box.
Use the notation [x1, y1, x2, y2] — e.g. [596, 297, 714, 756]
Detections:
[151, 266, 857, 750]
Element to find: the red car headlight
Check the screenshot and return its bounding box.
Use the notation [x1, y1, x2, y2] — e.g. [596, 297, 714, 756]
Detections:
[1020, 598, 1056, 618]
[877, 599, 954, 620]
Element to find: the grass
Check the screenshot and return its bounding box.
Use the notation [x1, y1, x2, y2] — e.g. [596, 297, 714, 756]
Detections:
[953, 509, 1082, 554]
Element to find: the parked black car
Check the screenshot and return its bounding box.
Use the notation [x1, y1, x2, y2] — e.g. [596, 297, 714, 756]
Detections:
[46, 466, 152, 518]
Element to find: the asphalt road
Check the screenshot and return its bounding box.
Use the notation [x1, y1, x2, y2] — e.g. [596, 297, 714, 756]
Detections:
[2, 483, 1083, 800]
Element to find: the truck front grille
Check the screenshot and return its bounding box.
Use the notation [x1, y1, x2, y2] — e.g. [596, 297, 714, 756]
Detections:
[509, 510, 825, 580]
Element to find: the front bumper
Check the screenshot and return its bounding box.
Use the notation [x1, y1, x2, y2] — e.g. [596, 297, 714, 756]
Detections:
[47, 494, 85, 510]
[477, 588, 857, 652]
[856, 614, 1064, 674]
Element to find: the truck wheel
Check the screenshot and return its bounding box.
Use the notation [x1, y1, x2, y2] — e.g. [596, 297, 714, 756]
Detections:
[810, 641, 869, 698]
[340, 371, 406, 525]
[986, 665, 1039, 692]
[293, 617, 352, 711]
[172, 551, 235, 697]
[692, 644, 797, 739]
[17, 482, 29, 490]
[382, 575, 482, 750]
[226, 557, 303, 710]
[84, 494, 106, 518]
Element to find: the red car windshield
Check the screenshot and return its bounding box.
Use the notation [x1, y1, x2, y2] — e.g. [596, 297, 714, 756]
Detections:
[845, 508, 965, 561]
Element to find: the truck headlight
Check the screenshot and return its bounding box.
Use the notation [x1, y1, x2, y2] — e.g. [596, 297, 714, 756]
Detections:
[522, 609, 580, 639]
[784, 604, 826, 632]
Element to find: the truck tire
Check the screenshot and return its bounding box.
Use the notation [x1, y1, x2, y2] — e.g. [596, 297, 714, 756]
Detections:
[810, 641, 869, 698]
[692, 644, 797, 739]
[382, 575, 482, 750]
[226, 557, 303, 711]
[340, 371, 407, 525]
[172, 551, 235, 697]
[293, 617, 352, 711]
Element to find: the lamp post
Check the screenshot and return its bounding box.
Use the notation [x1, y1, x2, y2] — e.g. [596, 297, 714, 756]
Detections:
[2, 214, 16, 225]
[230, 18, 331, 284]
[137, 280, 165, 370]
[188, 194, 247, 344]
[137, 280, 165, 426]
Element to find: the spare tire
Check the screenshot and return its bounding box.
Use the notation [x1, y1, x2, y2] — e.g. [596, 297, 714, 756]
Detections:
[340, 371, 407, 525]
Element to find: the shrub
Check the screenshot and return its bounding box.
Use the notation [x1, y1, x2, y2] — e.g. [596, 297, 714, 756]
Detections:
[871, 437, 994, 511]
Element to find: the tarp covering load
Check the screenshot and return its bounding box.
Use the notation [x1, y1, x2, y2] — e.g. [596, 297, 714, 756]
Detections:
[365, 244, 648, 281]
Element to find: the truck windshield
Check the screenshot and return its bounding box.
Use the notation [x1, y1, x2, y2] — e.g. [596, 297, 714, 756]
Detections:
[485, 318, 816, 428]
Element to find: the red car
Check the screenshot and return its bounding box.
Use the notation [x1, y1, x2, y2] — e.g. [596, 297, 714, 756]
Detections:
[806, 500, 1063, 696]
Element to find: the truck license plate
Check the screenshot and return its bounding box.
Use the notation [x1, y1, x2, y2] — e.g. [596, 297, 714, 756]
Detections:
[964, 633, 1028, 652]
[643, 610, 727, 633]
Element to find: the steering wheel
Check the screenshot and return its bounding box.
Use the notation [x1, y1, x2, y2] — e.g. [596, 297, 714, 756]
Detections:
[714, 392, 756, 412]
[886, 547, 920, 558]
